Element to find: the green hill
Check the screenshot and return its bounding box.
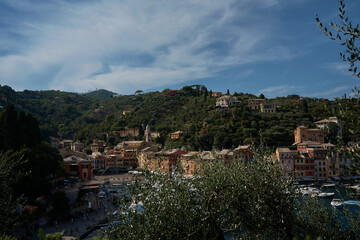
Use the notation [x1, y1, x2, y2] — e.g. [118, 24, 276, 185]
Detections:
[83, 89, 117, 99]
[0, 84, 355, 150]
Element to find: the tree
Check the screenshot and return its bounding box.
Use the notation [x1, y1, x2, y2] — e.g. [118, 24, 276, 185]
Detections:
[135, 90, 144, 95]
[301, 99, 308, 113]
[105, 145, 359, 239]
[259, 93, 265, 99]
[316, 1, 360, 174]
[325, 122, 340, 143]
[0, 105, 64, 204]
[48, 191, 69, 219]
[203, 88, 208, 101]
[316, 0, 360, 77]
[0, 151, 24, 235]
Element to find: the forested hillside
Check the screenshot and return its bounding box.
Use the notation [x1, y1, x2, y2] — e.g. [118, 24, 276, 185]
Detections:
[0, 84, 350, 149]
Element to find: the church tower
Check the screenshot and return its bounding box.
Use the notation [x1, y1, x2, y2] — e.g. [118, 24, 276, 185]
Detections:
[145, 125, 152, 143]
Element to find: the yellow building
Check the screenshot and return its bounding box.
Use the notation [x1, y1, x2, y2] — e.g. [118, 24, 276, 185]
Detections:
[248, 99, 276, 114]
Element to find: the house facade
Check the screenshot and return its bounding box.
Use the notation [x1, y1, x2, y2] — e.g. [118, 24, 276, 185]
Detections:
[64, 156, 93, 180]
[248, 99, 276, 114]
[294, 126, 325, 144]
[216, 95, 240, 108]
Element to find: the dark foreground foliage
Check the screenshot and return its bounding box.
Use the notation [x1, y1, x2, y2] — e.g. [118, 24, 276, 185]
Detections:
[105, 148, 359, 240]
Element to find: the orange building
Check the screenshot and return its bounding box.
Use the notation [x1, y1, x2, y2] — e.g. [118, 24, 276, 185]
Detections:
[294, 126, 324, 144]
[64, 156, 93, 180]
[121, 149, 137, 167]
[160, 149, 187, 174]
[180, 152, 199, 175]
[170, 131, 183, 139]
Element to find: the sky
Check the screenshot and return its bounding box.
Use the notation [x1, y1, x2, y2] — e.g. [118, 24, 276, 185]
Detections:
[0, 0, 359, 98]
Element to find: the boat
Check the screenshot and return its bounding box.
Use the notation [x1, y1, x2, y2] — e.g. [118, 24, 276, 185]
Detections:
[318, 192, 335, 198]
[321, 183, 336, 188]
[300, 187, 320, 196]
[331, 198, 342, 207]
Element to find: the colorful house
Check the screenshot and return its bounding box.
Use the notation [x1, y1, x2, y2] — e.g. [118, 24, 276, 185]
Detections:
[64, 156, 93, 180]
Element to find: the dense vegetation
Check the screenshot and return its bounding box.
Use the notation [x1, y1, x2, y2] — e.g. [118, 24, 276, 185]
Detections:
[0, 105, 64, 235]
[107, 147, 360, 240]
[1, 84, 352, 151]
[83, 89, 117, 99]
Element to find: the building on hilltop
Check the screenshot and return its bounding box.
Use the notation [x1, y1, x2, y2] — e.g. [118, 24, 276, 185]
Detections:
[211, 91, 222, 97]
[151, 132, 160, 139]
[260, 102, 276, 113]
[248, 99, 276, 114]
[170, 130, 183, 139]
[216, 95, 240, 108]
[314, 116, 342, 137]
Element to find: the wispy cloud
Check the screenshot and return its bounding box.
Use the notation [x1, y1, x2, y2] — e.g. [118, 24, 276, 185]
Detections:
[0, 0, 294, 93]
[259, 85, 303, 97]
[321, 62, 352, 76]
[309, 85, 353, 98]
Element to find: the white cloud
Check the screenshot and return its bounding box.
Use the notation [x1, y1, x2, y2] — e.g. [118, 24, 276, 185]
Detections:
[259, 85, 303, 97]
[0, 0, 292, 93]
[309, 85, 353, 97]
[322, 62, 352, 76]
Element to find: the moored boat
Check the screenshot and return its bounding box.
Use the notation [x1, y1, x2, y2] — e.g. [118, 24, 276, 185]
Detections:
[318, 192, 335, 198]
[331, 198, 342, 207]
[321, 183, 336, 188]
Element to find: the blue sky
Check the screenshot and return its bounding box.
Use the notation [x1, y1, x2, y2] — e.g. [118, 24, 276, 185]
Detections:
[0, 0, 359, 98]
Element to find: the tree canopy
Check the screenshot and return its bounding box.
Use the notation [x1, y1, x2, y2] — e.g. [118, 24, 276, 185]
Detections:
[106, 146, 360, 239]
